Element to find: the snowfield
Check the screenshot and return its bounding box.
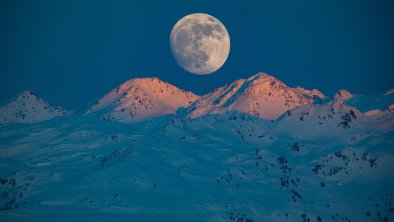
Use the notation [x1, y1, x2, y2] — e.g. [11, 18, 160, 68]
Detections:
[0, 73, 393, 222]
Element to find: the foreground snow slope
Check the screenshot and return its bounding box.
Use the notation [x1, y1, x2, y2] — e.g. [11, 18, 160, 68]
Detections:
[0, 108, 393, 222]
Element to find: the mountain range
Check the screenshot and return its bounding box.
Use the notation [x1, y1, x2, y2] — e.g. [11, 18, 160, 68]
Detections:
[0, 73, 393, 222]
[1, 73, 392, 124]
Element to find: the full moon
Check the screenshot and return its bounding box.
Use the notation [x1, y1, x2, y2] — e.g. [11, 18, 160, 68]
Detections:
[170, 13, 230, 75]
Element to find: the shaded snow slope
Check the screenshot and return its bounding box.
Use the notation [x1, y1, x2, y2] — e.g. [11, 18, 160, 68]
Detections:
[276, 100, 365, 141]
[0, 109, 393, 222]
[0, 91, 68, 124]
[85, 77, 199, 123]
[188, 73, 326, 120]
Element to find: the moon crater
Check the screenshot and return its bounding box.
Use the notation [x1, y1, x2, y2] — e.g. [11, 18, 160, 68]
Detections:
[170, 13, 230, 75]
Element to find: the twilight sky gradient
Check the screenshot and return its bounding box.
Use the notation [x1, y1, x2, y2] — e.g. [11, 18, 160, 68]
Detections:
[0, 0, 393, 109]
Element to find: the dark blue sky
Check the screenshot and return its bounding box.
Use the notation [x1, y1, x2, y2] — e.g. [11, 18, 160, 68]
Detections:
[1, 0, 393, 109]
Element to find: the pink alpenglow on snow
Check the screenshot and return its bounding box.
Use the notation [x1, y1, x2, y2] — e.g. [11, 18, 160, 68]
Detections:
[85, 77, 199, 123]
[187, 73, 326, 120]
[334, 89, 353, 101]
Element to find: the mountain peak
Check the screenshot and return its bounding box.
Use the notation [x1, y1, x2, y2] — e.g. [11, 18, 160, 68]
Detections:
[20, 90, 35, 96]
[188, 72, 320, 120]
[246, 72, 283, 85]
[16, 90, 40, 100]
[335, 89, 353, 101]
[247, 72, 272, 80]
[86, 77, 199, 123]
[113, 77, 164, 92]
[0, 91, 68, 124]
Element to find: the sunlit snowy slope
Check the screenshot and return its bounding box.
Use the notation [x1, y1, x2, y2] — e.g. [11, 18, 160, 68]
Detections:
[85, 77, 198, 123]
[0, 74, 393, 222]
[188, 73, 326, 120]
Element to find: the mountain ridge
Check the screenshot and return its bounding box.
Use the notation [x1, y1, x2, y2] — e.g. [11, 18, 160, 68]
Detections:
[0, 75, 393, 222]
[1, 73, 392, 124]
[187, 72, 327, 120]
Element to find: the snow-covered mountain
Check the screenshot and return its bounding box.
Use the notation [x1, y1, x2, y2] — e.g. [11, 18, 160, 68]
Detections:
[85, 77, 199, 123]
[0, 102, 393, 222]
[0, 91, 68, 124]
[0, 73, 393, 222]
[275, 99, 363, 141]
[188, 73, 326, 120]
[2, 73, 392, 126]
[334, 89, 353, 101]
